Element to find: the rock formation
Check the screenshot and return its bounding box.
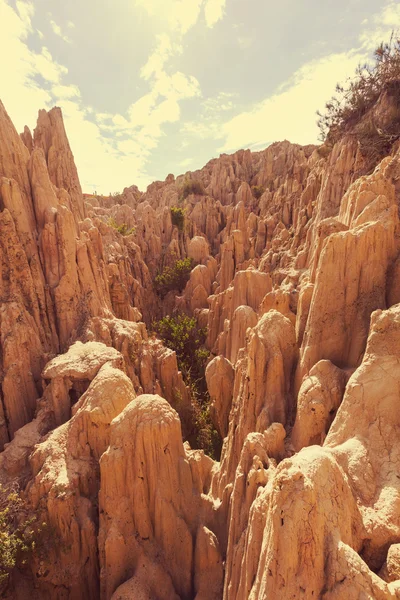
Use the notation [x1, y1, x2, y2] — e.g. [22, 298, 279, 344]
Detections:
[1, 87, 400, 600]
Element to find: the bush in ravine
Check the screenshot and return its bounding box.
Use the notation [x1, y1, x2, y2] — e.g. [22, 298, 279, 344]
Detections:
[154, 257, 193, 298]
[153, 314, 206, 380]
[170, 206, 185, 231]
[108, 217, 135, 236]
[0, 484, 43, 589]
[180, 179, 206, 200]
[153, 314, 221, 458]
[251, 185, 265, 200]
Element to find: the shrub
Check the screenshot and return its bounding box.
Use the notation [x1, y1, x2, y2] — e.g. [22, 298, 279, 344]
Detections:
[0, 484, 42, 588]
[317, 32, 400, 153]
[153, 314, 220, 458]
[180, 179, 205, 200]
[170, 206, 185, 231]
[154, 257, 193, 298]
[153, 314, 206, 380]
[108, 217, 135, 236]
[251, 185, 265, 200]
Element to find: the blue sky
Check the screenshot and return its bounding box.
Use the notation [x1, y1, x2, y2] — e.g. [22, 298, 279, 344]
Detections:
[1, 0, 399, 193]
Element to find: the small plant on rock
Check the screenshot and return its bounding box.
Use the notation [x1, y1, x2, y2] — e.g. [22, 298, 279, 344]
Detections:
[251, 185, 265, 200]
[154, 257, 193, 298]
[108, 217, 135, 236]
[170, 206, 185, 231]
[180, 179, 206, 200]
[0, 483, 43, 589]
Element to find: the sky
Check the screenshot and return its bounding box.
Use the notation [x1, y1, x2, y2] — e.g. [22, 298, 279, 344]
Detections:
[0, 0, 399, 193]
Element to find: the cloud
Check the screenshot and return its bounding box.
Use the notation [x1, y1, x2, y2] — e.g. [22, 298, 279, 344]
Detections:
[134, 0, 203, 35]
[359, 1, 400, 49]
[33, 46, 68, 83]
[237, 36, 252, 49]
[204, 0, 226, 27]
[219, 50, 363, 151]
[0, 0, 149, 192]
[217, 1, 400, 153]
[180, 157, 194, 168]
[140, 34, 182, 80]
[51, 84, 80, 99]
[16, 0, 33, 30]
[134, 0, 227, 32]
[181, 92, 237, 143]
[0, 0, 203, 192]
[49, 17, 72, 43]
[0, 0, 52, 126]
[203, 91, 237, 113]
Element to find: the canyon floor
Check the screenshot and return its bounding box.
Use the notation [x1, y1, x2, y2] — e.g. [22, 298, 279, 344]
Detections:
[1, 88, 400, 599]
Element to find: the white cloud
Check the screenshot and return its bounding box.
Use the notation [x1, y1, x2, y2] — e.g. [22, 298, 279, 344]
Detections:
[33, 46, 68, 83]
[16, 0, 33, 31]
[203, 91, 237, 112]
[217, 1, 400, 153]
[204, 0, 226, 27]
[219, 51, 364, 150]
[51, 84, 80, 99]
[0, 0, 202, 193]
[0, 0, 150, 192]
[181, 91, 237, 143]
[359, 1, 400, 49]
[0, 0, 52, 126]
[179, 157, 194, 169]
[238, 36, 252, 49]
[140, 34, 182, 80]
[134, 0, 203, 34]
[134, 0, 227, 32]
[49, 18, 72, 43]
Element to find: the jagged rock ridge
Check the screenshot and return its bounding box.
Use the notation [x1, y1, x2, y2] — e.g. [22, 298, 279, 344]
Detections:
[0, 92, 400, 600]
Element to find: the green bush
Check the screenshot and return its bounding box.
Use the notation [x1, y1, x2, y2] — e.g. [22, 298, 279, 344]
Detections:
[154, 257, 193, 298]
[251, 185, 265, 200]
[317, 33, 400, 151]
[0, 484, 42, 588]
[108, 217, 135, 236]
[153, 314, 206, 380]
[180, 179, 206, 200]
[153, 314, 220, 458]
[170, 206, 185, 231]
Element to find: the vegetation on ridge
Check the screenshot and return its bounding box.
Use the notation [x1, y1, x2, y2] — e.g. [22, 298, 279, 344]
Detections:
[170, 206, 185, 231]
[317, 32, 400, 165]
[108, 216, 136, 236]
[251, 185, 265, 200]
[179, 179, 206, 201]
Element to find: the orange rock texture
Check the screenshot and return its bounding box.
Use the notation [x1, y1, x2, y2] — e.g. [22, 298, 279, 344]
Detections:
[1, 94, 400, 600]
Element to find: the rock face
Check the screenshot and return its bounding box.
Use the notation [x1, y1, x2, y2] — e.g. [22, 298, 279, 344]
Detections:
[1, 93, 400, 600]
[99, 394, 222, 600]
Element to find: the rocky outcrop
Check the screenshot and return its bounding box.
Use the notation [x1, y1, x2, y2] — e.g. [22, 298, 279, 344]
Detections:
[291, 359, 347, 451]
[218, 310, 297, 491]
[206, 356, 234, 437]
[27, 354, 136, 600]
[1, 90, 400, 600]
[99, 394, 222, 600]
[34, 107, 86, 222]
